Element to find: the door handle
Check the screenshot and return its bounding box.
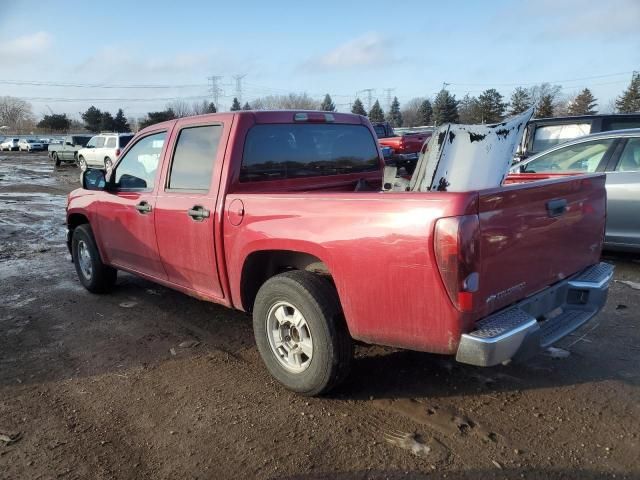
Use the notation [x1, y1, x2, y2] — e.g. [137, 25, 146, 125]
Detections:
[546, 198, 567, 217]
[187, 205, 210, 221]
[135, 201, 152, 214]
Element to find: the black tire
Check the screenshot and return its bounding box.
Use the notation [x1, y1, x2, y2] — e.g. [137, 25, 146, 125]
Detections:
[104, 157, 112, 170]
[71, 224, 117, 293]
[253, 270, 352, 396]
[53, 152, 61, 167]
[78, 155, 87, 171]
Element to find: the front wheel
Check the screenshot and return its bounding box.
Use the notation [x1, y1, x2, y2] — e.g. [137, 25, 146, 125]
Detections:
[78, 156, 87, 171]
[253, 271, 352, 396]
[71, 224, 117, 293]
[104, 157, 113, 170]
[52, 152, 61, 166]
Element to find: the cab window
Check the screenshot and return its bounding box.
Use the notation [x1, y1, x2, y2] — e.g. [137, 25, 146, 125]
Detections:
[523, 138, 616, 173]
[531, 123, 591, 152]
[615, 138, 640, 172]
[113, 132, 166, 190]
[106, 137, 116, 148]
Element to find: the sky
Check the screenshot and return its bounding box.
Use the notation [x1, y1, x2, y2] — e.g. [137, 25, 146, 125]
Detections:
[0, 0, 639, 120]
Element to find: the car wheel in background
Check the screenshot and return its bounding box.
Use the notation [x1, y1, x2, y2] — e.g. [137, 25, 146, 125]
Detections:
[78, 156, 87, 171]
[71, 224, 117, 293]
[53, 152, 61, 166]
[104, 157, 112, 170]
[252, 270, 352, 396]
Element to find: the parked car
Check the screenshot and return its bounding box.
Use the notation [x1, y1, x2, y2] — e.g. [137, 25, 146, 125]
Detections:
[510, 128, 640, 252]
[77, 132, 134, 170]
[517, 113, 640, 161]
[48, 135, 93, 166]
[66, 110, 612, 395]
[1, 138, 20, 151]
[18, 138, 45, 152]
[372, 121, 432, 174]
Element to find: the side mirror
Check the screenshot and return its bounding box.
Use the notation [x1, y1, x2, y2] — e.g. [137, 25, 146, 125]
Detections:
[381, 146, 393, 161]
[82, 168, 106, 190]
[66, 142, 73, 146]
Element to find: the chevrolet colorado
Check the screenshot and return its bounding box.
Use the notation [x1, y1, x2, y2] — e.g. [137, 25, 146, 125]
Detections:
[66, 110, 613, 395]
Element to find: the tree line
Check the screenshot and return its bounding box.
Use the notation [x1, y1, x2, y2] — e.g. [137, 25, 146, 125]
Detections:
[1, 73, 638, 133]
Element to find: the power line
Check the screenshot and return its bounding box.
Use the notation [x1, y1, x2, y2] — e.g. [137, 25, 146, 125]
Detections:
[358, 89, 375, 111]
[233, 74, 247, 105]
[0, 79, 207, 89]
[207, 75, 223, 110]
[447, 71, 634, 87]
[383, 88, 395, 112]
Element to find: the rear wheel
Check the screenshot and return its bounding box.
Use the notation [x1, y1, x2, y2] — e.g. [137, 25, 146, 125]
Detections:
[253, 270, 352, 396]
[71, 224, 117, 293]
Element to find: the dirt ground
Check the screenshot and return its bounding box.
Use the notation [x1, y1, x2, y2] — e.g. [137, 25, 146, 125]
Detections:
[1, 152, 639, 480]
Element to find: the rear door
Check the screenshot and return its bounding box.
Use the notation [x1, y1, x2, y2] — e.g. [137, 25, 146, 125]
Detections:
[605, 137, 640, 249]
[154, 116, 232, 299]
[476, 175, 607, 316]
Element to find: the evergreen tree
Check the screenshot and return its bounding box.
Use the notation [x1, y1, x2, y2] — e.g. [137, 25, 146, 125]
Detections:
[351, 98, 367, 116]
[81, 106, 103, 133]
[113, 109, 130, 132]
[230, 97, 241, 111]
[416, 99, 432, 125]
[100, 111, 115, 131]
[387, 96, 403, 127]
[37, 114, 71, 131]
[432, 89, 459, 125]
[458, 95, 482, 124]
[567, 88, 598, 115]
[368, 100, 385, 122]
[536, 94, 554, 117]
[242, 102, 251, 110]
[139, 109, 176, 129]
[320, 94, 336, 112]
[509, 87, 532, 115]
[615, 72, 640, 113]
[206, 102, 217, 113]
[477, 88, 506, 123]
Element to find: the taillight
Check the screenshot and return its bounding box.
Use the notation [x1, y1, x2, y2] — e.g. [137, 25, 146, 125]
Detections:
[434, 215, 481, 312]
[294, 112, 335, 123]
[115, 148, 121, 157]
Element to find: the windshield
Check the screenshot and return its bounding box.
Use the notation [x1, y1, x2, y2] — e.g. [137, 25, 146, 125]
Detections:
[73, 136, 91, 146]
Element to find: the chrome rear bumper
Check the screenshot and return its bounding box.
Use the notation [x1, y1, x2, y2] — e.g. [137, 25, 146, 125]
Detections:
[456, 262, 614, 367]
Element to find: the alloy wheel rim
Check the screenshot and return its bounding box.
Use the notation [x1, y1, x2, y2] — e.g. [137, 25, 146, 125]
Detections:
[77, 240, 92, 280]
[266, 301, 313, 373]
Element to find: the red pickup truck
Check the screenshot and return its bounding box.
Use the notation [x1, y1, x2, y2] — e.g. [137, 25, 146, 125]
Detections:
[373, 122, 432, 173]
[66, 110, 613, 396]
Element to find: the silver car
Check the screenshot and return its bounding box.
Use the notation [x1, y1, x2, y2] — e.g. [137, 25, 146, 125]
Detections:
[511, 129, 640, 253]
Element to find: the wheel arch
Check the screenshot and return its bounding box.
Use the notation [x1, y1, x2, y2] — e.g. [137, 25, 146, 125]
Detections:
[240, 250, 334, 314]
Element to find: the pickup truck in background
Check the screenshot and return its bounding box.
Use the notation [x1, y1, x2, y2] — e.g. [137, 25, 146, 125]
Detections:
[66, 110, 613, 396]
[373, 121, 432, 173]
[48, 134, 93, 166]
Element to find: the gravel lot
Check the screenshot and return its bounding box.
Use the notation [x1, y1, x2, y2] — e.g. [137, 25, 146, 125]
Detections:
[1, 151, 639, 480]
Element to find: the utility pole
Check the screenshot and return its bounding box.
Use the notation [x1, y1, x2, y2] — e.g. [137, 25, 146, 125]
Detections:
[383, 88, 395, 113]
[208, 75, 223, 110]
[441, 82, 450, 91]
[233, 74, 247, 105]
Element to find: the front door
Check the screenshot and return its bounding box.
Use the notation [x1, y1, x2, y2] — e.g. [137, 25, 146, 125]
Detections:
[605, 137, 640, 249]
[154, 119, 230, 299]
[97, 130, 170, 280]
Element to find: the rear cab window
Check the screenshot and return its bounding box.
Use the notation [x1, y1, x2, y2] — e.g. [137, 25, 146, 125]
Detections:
[240, 124, 380, 182]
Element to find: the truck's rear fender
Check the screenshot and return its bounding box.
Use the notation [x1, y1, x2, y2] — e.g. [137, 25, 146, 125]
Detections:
[223, 192, 479, 354]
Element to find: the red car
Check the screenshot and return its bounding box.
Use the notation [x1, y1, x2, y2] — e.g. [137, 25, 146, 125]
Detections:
[373, 121, 432, 173]
[66, 111, 613, 395]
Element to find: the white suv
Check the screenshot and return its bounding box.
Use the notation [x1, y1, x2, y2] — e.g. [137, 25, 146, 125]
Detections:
[77, 133, 134, 170]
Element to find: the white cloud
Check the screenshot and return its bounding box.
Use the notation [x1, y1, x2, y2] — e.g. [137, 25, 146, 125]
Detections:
[0, 31, 53, 62]
[304, 33, 399, 71]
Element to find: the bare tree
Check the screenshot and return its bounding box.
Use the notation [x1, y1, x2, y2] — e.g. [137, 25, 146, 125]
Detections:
[400, 97, 427, 127]
[250, 93, 319, 110]
[166, 100, 192, 118]
[0, 96, 34, 131]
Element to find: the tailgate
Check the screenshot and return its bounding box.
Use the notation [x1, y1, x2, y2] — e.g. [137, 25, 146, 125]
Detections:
[476, 174, 606, 316]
